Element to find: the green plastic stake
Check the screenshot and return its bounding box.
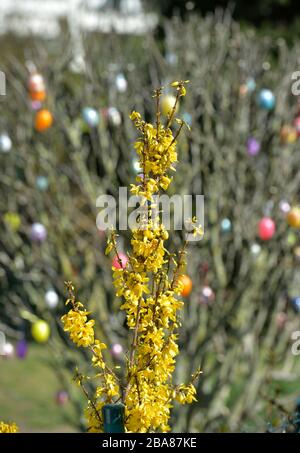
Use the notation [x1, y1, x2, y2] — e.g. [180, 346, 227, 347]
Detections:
[102, 403, 125, 433]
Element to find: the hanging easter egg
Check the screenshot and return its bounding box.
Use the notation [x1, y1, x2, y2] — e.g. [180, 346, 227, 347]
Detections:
[287, 232, 297, 246]
[262, 61, 271, 71]
[182, 112, 192, 127]
[246, 77, 256, 92]
[112, 253, 128, 269]
[280, 125, 297, 144]
[291, 296, 300, 313]
[28, 73, 45, 93]
[246, 137, 261, 156]
[107, 107, 122, 127]
[30, 222, 47, 242]
[199, 286, 215, 304]
[221, 218, 231, 233]
[31, 100, 42, 111]
[178, 274, 192, 297]
[45, 289, 59, 309]
[293, 116, 300, 137]
[16, 339, 28, 359]
[251, 243, 261, 256]
[3, 342, 14, 358]
[161, 95, 178, 117]
[165, 52, 178, 66]
[4, 212, 21, 232]
[82, 107, 99, 128]
[0, 133, 12, 153]
[111, 343, 123, 358]
[115, 73, 128, 93]
[294, 246, 300, 261]
[279, 200, 291, 215]
[34, 109, 53, 132]
[132, 157, 141, 173]
[258, 217, 276, 241]
[257, 89, 275, 110]
[276, 312, 287, 330]
[28, 73, 46, 102]
[56, 390, 69, 406]
[31, 320, 50, 343]
[287, 207, 300, 229]
[239, 84, 248, 97]
[30, 90, 46, 102]
[36, 175, 49, 191]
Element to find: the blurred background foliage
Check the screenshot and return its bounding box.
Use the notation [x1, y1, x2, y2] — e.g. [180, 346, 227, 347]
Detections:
[151, 0, 300, 44]
[153, 0, 300, 28]
[0, 1, 300, 433]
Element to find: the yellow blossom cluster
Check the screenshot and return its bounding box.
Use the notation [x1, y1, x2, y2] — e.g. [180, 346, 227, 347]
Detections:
[110, 81, 198, 432]
[61, 282, 120, 432]
[61, 82, 201, 433]
[0, 422, 19, 433]
[61, 306, 95, 347]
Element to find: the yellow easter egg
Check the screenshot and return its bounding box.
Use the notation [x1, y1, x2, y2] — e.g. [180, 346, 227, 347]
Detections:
[31, 320, 50, 343]
[161, 95, 178, 117]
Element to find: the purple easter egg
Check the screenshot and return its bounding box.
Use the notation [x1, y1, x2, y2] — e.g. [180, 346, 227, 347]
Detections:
[111, 343, 123, 358]
[30, 223, 47, 242]
[31, 100, 42, 111]
[16, 339, 28, 359]
[56, 390, 69, 406]
[247, 137, 261, 156]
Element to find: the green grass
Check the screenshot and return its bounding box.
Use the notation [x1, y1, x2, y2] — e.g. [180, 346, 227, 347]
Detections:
[0, 343, 81, 432]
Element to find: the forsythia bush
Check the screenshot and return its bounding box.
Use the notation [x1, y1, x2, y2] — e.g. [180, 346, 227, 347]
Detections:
[61, 82, 202, 432]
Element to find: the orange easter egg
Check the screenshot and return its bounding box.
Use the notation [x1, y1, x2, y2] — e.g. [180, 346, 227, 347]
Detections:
[178, 274, 193, 297]
[287, 207, 300, 228]
[280, 125, 297, 144]
[30, 89, 46, 102]
[34, 109, 53, 132]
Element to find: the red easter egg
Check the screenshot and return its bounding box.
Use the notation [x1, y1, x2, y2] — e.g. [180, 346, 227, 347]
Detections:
[258, 217, 276, 241]
[293, 116, 300, 137]
[112, 253, 128, 269]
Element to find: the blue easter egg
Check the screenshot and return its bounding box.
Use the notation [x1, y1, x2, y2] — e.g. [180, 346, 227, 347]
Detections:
[221, 218, 231, 233]
[257, 89, 275, 110]
[182, 112, 192, 126]
[36, 175, 49, 191]
[291, 297, 300, 313]
[246, 77, 256, 92]
[82, 107, 100, 127]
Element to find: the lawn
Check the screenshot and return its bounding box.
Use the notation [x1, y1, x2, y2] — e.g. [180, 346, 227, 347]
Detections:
[0, 343, 82, 432]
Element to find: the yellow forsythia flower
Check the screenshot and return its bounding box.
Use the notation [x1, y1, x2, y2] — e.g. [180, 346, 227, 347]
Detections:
[0, 422, 19, 433]
[61, 308, 95, 347]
